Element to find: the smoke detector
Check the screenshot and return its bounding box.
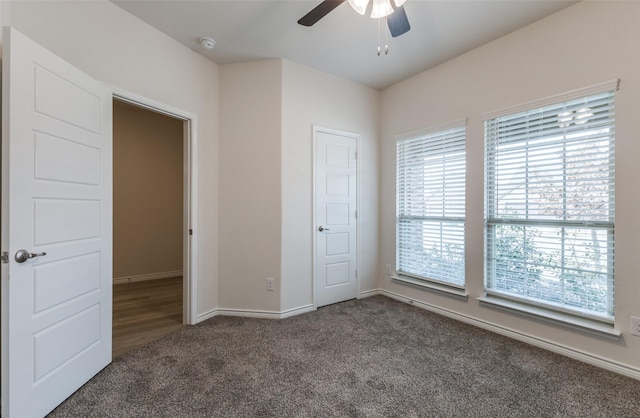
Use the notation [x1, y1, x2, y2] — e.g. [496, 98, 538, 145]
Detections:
[199, 37, 216, 49]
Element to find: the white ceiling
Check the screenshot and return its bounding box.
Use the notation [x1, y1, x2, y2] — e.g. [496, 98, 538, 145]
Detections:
[112, 0, 576, 90]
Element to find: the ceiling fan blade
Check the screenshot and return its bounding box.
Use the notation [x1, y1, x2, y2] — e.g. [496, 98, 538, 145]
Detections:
[387, 5, 410, 37]
[298, 0, 346, 27]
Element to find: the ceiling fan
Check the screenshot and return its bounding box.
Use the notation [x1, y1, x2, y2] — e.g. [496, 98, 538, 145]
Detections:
[298, 0, 411, 38]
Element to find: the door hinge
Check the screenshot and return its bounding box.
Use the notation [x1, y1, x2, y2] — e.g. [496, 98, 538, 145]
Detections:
[354, 210, 358, 219]
[1, 251, 8, 264]
[355, 269, 358, 278]
[189, 229, 193, 236]
[355, 151, 358, 160]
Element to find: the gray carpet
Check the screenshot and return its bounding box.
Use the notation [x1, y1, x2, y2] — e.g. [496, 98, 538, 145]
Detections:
[49, 296, 640, 417]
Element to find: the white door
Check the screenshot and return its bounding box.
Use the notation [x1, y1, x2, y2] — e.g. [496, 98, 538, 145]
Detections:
[314, 128, 358, 307]
[1, 28, 112, 417]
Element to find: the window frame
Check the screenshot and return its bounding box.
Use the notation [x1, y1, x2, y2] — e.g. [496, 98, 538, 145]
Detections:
[395, 119, 467, 290]
[483, 80, 618, 324]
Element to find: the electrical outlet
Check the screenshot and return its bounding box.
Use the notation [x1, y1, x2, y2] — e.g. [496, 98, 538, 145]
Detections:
[631, 316, 640, 337]
[266, 278, 275, 291]
[386, 264, 392, 275]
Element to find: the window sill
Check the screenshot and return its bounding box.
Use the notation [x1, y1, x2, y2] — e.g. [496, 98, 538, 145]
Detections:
[392, 275, 468, 301]
[478, 294, 620, 340]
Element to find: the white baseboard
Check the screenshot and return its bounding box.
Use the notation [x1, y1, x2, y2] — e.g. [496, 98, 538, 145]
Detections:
[379, 288, 640, 381]
[197, 292, 383, 323]
[195, 308, 218, 323]
[281, 304, 316, 319]
[113, 270, 183, 285]
[359, 289, 382, 298]
[196, 304, 316, 323]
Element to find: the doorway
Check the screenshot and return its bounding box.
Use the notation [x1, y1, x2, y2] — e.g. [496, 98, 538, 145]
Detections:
[112, 98, 191, 357]
[313, 127, 359, 308]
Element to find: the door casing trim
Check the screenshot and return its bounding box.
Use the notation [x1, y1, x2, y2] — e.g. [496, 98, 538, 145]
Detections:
[311, 125, 360, 309]
[112, 88, 198, 325]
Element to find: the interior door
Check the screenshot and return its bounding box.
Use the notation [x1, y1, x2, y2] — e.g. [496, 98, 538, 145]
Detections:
[1, 28, 113, 417]
[314, 128, 358, 307]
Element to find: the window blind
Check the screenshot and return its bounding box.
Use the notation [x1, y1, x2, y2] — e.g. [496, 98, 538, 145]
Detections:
[485, 89, 616, 319]
[396, 124, 466, 287]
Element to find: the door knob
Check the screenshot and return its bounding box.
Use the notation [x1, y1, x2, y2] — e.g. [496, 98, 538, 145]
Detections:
[318, 226, 330, 232]
[14, 249, 47, 263]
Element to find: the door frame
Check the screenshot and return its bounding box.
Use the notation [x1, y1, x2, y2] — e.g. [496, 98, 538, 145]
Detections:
[112, 88, 198, 325]
[311, 125, 360, 308]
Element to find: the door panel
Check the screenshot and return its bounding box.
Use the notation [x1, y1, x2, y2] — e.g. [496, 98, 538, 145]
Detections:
[35, 199, 101, 244]
[33, 305, 101, 382]
[325, 262, 350, 286]
[326, 174, 349, 195]
[34, 64, 102, 133]
[314, 129, 358, 307]
[34, 253, 101, 313]
[2, 27, 112, 418]
[326, 233, 349, 256]
[34, 133, 102, 185]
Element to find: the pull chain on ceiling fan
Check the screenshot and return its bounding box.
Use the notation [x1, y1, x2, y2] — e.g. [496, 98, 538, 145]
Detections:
[377, 16, 389, 56]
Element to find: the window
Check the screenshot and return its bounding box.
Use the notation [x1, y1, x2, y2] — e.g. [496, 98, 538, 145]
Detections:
[484, 83, 617, 321]
[396, 121, 466, 287]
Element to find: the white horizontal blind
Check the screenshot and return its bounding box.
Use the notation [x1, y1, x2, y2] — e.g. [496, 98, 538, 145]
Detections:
[485, 90, 615, 319]
[397, 124, 466, 287]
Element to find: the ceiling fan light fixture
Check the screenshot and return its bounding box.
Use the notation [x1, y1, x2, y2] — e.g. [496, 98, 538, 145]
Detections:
[298, 0, 410, 42]
[348, 0, 406, 19]
[370, 0, 393, 18]
[347, 0, 368, 15]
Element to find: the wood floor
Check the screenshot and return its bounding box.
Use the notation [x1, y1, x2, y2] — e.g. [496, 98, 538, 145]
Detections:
[112, 276, 183, 358]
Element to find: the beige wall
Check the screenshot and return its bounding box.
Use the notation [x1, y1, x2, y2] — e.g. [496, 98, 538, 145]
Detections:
[2, 0, 220, 316]
[281, 60, 380, 311]
[380, 1, 640, 374]
[218, 59, 380, 314]
[113, 101, 183, 280]
[219, 60, 283, 312]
